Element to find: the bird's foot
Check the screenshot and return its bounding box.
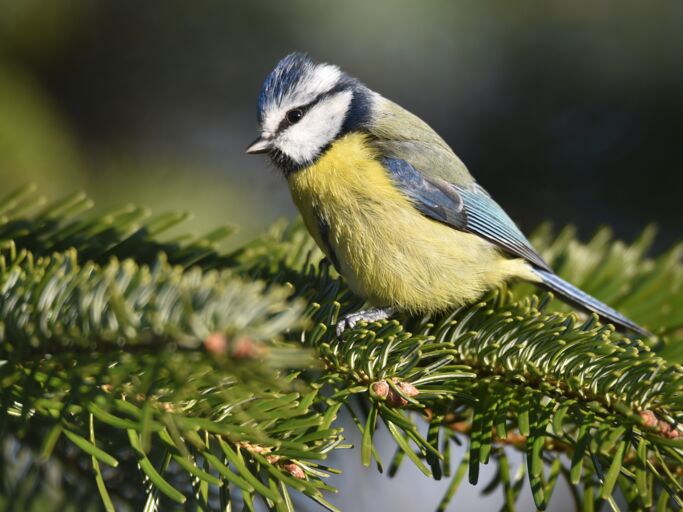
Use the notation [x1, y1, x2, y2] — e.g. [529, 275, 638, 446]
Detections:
[335, 307, 396, 337]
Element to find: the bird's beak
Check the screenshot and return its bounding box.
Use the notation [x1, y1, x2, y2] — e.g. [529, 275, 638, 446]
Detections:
[246, 136, 272, 155]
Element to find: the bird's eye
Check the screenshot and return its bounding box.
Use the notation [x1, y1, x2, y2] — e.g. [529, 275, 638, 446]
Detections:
[286, 108, 304, 124]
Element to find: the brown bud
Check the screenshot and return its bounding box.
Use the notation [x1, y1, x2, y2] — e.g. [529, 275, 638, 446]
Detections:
[639, 410, 658, 428]
[386, 380, 419, 407]
[658, 419, 681, 439]
[640, 410, 681, 439]
[501, 432, 527, 446]
[160, 402, 175, 413]
[447, 420, 471, 434]
[282, 462, 305, 479]
[238, 442, 268, 454]
[372, 379, 419, 407]
[204, 332, 228, 355]
[266, 454, 281, 464]
[386, 391, 408, 407]
[371, 380, 389, 399]
[101, 384, 114, 393]
[665, 429, 680, 439]
[395, 381, 419, 398]
[232, 337, 266, 359]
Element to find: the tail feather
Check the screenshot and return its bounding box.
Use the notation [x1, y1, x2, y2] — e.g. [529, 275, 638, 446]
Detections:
[532, 268, 651, 337]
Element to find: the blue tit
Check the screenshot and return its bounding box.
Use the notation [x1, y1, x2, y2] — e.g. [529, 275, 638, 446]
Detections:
[246, 52, 649, 337]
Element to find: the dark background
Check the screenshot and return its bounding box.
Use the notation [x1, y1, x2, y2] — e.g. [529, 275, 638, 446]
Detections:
[1, 0, 680, 250]
[0, 1, 681, 509]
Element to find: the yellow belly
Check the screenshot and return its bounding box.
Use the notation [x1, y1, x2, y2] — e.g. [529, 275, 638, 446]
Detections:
[287, 132, 535, 314]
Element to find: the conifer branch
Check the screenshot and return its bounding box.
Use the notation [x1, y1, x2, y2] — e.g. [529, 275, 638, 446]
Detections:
[1, 187, 681, 511]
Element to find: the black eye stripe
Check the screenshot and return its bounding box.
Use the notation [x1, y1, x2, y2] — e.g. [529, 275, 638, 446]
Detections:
[275, 97, 320, 133]
[275, 85, 351, 135]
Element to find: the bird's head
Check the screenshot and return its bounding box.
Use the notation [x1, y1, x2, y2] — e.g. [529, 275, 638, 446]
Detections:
[246, 52, 373, 174]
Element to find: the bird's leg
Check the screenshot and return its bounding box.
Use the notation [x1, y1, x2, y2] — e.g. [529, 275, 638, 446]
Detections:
[336, 307, 396, 336]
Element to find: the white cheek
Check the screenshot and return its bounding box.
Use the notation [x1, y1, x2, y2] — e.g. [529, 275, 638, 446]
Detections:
[276, 90, 353, 164]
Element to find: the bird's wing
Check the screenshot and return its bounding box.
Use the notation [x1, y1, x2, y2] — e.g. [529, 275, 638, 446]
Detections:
[382, 157, 552, 272]
[367, 99, 650, 334]
[368, 98, 476, 186]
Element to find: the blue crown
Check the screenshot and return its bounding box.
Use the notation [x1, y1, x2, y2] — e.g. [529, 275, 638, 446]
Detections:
[257, 52, 314, 123]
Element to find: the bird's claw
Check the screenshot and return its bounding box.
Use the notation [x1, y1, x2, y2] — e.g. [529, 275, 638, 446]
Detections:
[335, 307, 396, 337]
[335, 318, 353, 337]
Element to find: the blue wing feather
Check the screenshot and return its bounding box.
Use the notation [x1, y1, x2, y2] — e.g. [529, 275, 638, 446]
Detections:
[456, 185, 551, 271]
[382, 157, 466, 229]
[533, 268, 651, 336]
[383, 157, 551, 271]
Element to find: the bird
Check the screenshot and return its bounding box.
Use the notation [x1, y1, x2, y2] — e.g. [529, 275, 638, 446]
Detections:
[246, 52, 649, 338]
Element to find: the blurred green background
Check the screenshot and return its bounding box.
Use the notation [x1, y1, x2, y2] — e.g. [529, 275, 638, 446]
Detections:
[1, 0, 681, 251]
[1, 1, 681, 510]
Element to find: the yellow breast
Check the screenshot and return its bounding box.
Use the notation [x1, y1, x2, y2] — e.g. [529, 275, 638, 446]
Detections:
[287, 132, 532, 313]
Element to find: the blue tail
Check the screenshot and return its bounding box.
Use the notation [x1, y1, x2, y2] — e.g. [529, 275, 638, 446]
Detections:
[533, 268, 650, 337]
